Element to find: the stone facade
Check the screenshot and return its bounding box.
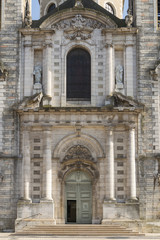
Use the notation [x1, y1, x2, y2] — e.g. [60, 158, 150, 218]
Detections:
[0, 0, 160, 233]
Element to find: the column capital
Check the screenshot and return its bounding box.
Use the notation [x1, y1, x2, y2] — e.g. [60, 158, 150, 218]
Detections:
[129, 125, 136, 131]
[125, 43, 134, 47]
[105, 43, 113, 48]
[42, 126, 52, 132]
[21, 126, 32, 132]
[43, 43, 53, 48]
[104, 125, 115, 132]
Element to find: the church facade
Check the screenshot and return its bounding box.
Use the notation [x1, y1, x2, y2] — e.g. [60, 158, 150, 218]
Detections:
[0, 0, 160, 232]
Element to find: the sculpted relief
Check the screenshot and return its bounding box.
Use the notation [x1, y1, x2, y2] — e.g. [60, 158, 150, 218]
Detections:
[52, 15, 106, 30]
[52, 15, 106, 40]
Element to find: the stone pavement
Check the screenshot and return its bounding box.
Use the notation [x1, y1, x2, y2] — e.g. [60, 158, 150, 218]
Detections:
[1, 233, 160, 240]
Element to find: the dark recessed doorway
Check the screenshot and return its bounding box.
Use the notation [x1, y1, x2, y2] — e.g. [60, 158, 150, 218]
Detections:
[67, 200, 76, 223]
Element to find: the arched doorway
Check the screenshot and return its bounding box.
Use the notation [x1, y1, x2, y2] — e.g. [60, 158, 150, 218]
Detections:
[65, 171, 92, 224]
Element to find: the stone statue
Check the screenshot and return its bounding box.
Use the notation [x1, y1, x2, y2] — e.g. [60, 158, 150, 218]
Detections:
[74, 0, 84, 8]
[125, 9, 133, 28]
[24, 0, 32, 28]
[0, 61, 8, 79]
[33, 65, 42, 84]
[115, 65, 124, 84]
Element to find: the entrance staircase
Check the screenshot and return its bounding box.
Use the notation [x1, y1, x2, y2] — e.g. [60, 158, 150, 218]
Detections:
[16, 224, 144, 236]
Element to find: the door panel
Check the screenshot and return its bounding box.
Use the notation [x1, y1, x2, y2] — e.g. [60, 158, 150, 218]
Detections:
[65, 171, 92, 224]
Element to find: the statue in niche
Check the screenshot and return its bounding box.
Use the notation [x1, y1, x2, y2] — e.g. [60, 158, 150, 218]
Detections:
[33, 65, 42, 84]
[115, 65, 124, 85]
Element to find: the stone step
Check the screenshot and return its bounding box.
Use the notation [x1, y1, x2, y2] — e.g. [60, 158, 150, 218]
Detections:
[16, 224, 144, 236]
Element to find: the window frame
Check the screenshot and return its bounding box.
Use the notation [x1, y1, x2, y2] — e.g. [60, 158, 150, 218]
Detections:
[47, 3, 56, 14]
[44, 1, 56, 15]
[66, 48, 91, 101]
[105, 2, 115, 15]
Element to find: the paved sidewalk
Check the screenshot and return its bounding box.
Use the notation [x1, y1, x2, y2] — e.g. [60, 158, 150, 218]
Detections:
[1, 233, 160, 240]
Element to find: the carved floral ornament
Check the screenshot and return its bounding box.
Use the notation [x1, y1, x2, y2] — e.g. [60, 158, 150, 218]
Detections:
[52, 15, 106, 40]
[64, 144, 94, 162]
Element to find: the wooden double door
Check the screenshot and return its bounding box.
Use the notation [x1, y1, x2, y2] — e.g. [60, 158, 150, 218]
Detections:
[65, 171, 92, 224]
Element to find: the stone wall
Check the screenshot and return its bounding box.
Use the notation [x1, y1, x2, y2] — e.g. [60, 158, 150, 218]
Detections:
[0, 0, 24, 230]
[135, 0, 160, 220]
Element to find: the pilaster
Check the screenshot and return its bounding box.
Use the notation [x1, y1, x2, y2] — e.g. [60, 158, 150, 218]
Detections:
[42, 127, 53, 201]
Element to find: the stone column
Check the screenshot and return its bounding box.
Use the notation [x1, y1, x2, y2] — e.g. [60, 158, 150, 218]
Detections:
[43, 33, 53, 97]
[125, 37, 134, 97]
[106, 43, 114, 96]
[43, 129, 53, 201]
[106, 127, 115, 201]
[128, 127, 137, 200]
[22, 129, 31, 201]
[24, 35, 33, 96]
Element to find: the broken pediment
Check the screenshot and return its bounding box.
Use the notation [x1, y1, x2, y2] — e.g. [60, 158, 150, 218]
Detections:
[15, 92, 43, 111]
[52, 15, 106, 31]
[39, 11, 117, 30]
[105, 92, 144, 109]
[50, 15, 107, 40]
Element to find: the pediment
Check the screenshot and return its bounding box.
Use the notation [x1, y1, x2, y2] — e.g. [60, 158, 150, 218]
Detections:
[39, 11, 117, 30]
[105, 92, 144, 109]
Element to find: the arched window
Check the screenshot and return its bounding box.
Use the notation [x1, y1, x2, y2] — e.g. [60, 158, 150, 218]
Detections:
[67, 48, 91, 101]
[47, 3, 56, 13]
[105, 3, 114, 15]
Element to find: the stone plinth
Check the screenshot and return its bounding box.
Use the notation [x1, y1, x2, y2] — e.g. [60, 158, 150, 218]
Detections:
[15, 200, 55, 232]
[102, 201, 139, 221]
